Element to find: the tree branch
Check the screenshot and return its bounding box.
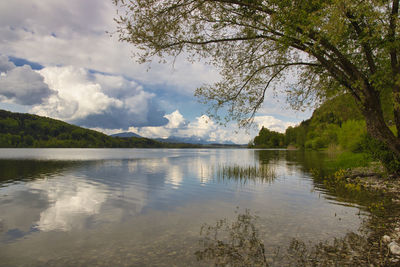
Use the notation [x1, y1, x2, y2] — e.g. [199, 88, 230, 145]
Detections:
[344, 11, 377, 74]
[209, 0, 275, 16]
[306, 30, 364, 81]
[161, 35, 270, 48]
[229, 62, 321, 102]
[310, 49, 361, 102]
[249, 66, 288, 120]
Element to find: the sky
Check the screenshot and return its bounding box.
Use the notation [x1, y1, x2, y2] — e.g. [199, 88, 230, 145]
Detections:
[0, 0, 312, 144]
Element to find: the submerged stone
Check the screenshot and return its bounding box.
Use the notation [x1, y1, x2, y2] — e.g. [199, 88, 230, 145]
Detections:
[382, 235, 391, 243]
[388, 241, 400, 255]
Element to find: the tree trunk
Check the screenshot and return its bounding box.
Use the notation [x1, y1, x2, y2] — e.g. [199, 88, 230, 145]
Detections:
[364, 112, 400, 156]
[362, 87, 400, 160]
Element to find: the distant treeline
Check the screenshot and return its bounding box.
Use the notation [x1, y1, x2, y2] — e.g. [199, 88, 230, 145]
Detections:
[0, 110, 201, 148]
[252, 127, 285, 148]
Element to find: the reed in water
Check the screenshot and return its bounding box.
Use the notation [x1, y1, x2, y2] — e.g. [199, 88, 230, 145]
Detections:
[216, 164, 276, 184]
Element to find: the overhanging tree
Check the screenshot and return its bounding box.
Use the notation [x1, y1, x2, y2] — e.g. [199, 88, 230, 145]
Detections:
[113, 1, 400, 160]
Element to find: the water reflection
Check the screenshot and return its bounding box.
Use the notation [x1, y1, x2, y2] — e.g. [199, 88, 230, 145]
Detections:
[0, 149, 378, 266]
[31, 177, 107, 232]
[167, 165, 183, 189]
[0, 160, 81, 185]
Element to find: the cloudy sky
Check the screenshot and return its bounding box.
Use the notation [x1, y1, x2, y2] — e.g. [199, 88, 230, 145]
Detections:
[0, 0, 311, 144]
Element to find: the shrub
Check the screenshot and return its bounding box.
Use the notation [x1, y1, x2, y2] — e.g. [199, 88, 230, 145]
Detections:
[361, 134, 400, 174]
[312, 137, 326, 150]
[328, 151, 371, 170]
[305, 140, 314, 150]
[337, 120, 366, 152]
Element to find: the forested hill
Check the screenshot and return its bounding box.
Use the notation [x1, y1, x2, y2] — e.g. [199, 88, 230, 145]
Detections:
[251, 94, 373, 150]
[0, 109, 196, 148]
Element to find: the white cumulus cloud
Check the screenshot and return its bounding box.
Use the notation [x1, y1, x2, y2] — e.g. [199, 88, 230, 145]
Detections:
[30, 66, 167, 129]
[254, 116, 297, 133]
[124, 111, 298, 144]
[33, 66, 122, 120]
[0, 56, 54, 105]
[126, 111, 243, 144]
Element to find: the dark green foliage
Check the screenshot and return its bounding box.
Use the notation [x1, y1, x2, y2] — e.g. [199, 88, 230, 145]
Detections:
[0, 110, 200, 148]
[254, 95, 366, 152]
[251, 94, 362, 149]
[253, 94, 362, 149]
[312, 95, 363, 124]
[285, 123, 308, 149]
[252, 127, 285, 148]
[279, 95, 367, 150]
[336, 120, 366, 152]
[361, 135, 400, 175]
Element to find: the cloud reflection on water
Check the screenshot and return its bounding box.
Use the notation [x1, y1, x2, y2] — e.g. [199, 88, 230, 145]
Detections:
[31, 177, 107, 232]
[26, 152, 248, 233]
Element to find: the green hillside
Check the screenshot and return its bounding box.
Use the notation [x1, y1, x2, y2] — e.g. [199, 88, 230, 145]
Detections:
[285, 93, 396, 152]
[284, 94, 365, 151]
[0, 109, 170, 148]
[252, 94, 368, 151]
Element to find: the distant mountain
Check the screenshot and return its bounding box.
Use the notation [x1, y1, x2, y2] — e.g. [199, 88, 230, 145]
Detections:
[111, 132, 142, 138]
[112, 133, 238, 146]
[156, 136, 238, 146]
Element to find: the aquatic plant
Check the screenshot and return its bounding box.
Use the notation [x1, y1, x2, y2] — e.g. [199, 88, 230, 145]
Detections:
[195, 209, 269, 267]
[195, 209, 395, 267]
[216, 164, 276, 184]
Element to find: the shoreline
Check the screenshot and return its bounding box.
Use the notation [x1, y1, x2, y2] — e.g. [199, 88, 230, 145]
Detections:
[339, 165, 400, 263]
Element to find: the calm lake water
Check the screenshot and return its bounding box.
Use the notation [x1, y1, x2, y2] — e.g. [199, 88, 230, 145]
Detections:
[0, 149, 369, 266]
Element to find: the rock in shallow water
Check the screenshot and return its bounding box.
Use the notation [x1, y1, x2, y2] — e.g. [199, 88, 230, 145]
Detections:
[388, 241, 400, 255]
[382, 235, 391, 243]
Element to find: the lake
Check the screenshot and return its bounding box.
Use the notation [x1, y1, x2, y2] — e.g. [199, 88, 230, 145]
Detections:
[0, 149, 370, 266]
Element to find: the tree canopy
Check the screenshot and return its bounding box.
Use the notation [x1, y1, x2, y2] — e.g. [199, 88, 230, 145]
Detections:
[113, 0, 400, 163]
[252, 127, 285, 148]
